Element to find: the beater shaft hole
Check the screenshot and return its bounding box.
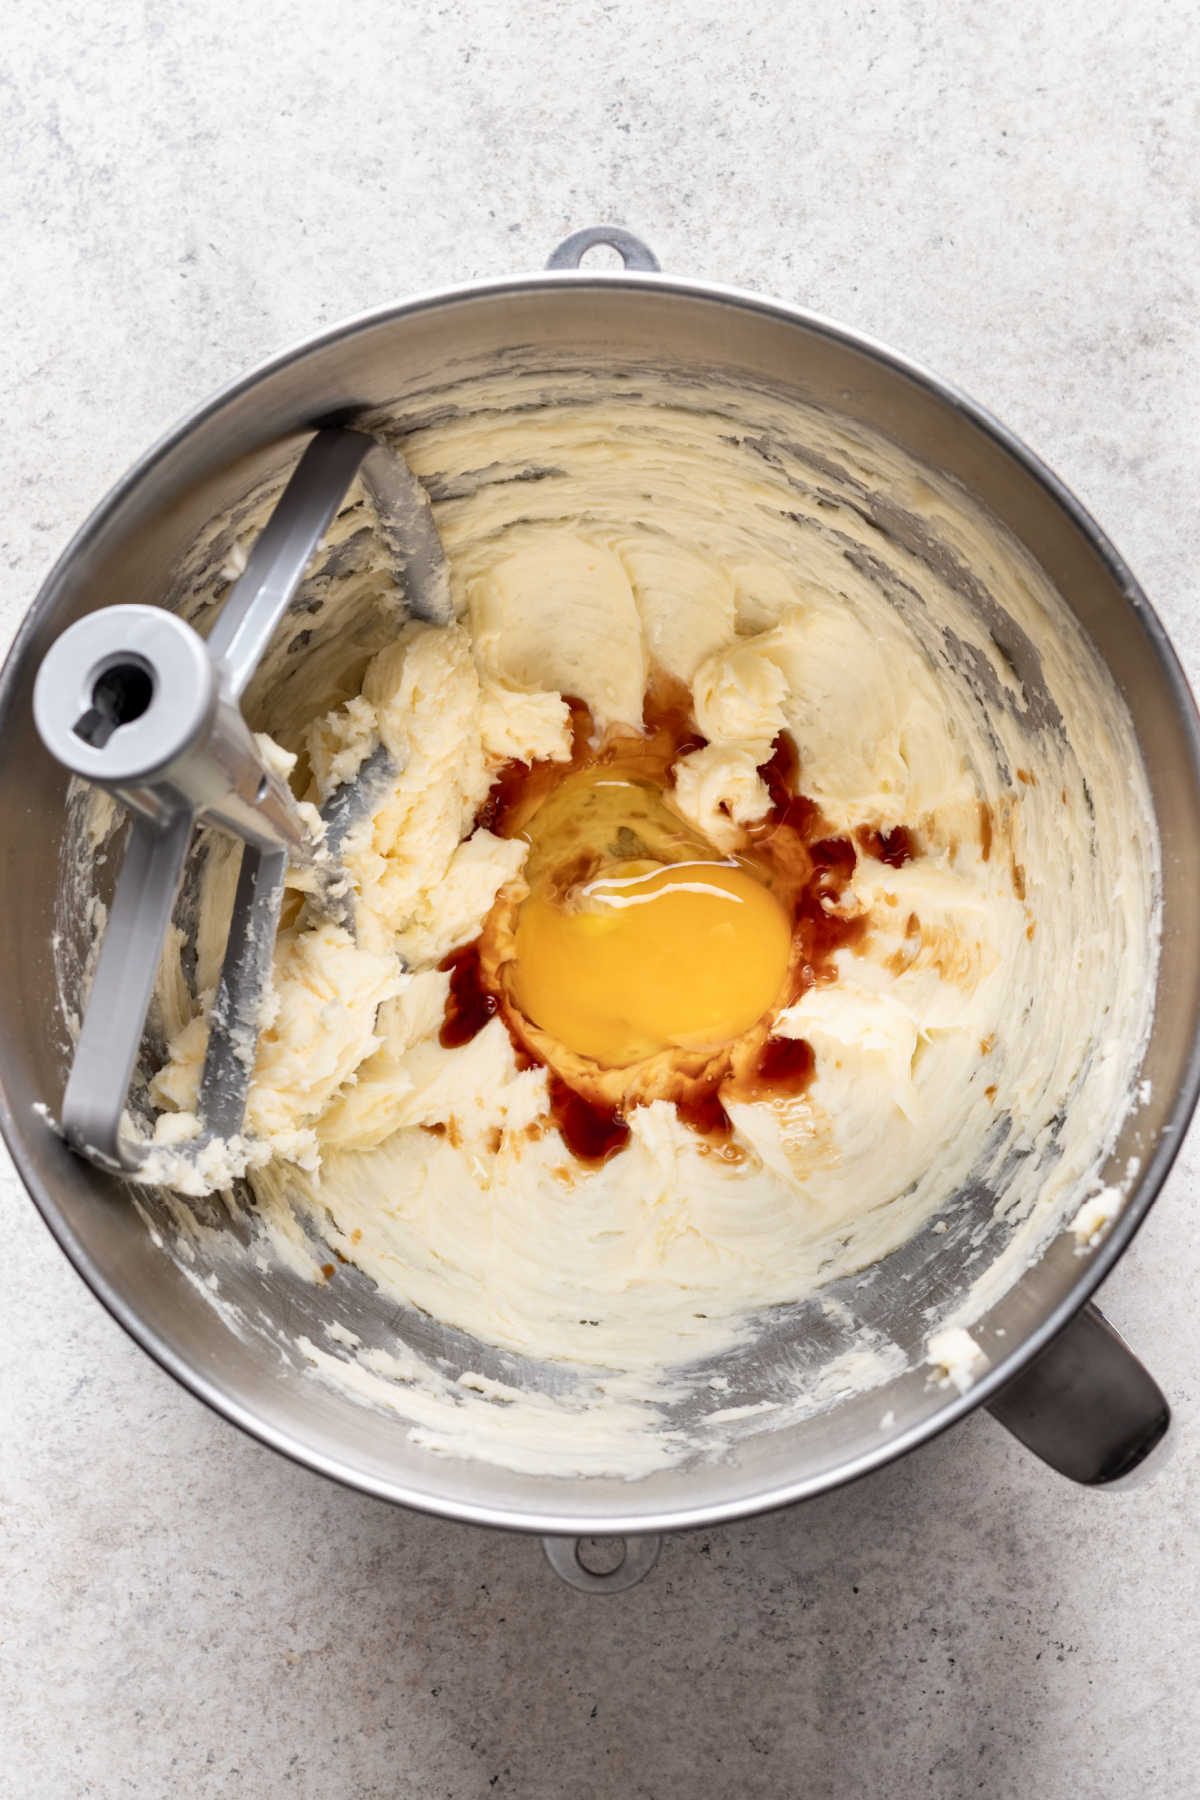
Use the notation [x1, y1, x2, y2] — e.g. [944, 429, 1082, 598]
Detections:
[73, 660, 154, 748]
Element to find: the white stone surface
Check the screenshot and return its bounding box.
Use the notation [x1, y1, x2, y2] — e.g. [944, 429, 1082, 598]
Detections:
[2, 2, 1199, 1794]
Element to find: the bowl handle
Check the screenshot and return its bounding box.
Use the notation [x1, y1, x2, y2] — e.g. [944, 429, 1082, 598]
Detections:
[542, 1533, 662, 1591]
[986, 1302, 1170, 1484]
[546, 226, 661, 272]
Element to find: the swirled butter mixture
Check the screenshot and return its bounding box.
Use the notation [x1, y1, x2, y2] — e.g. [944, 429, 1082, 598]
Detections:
[109, 377, 1157, 1469]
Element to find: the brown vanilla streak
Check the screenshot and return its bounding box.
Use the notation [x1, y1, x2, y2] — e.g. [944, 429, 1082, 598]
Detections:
[856, 824, 915, 869]
[438, 943, 497, 1048]
[545, 1074, 631, 1164]
[744, 1033, 815, 1096]
[674, 1081, 732, 1140]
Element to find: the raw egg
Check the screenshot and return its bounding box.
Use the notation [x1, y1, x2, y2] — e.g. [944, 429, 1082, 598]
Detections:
[511, 846, 792, 1067]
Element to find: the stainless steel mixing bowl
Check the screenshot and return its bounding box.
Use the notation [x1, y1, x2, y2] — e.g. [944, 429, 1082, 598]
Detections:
[3, 228, 1198, 1588]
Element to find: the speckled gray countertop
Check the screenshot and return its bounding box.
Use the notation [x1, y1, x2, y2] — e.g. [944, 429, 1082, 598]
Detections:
[2, 3, 1199, 1795]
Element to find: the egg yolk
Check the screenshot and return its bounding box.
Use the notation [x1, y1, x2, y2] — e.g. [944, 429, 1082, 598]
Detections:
[511, 858, 792, 1067]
